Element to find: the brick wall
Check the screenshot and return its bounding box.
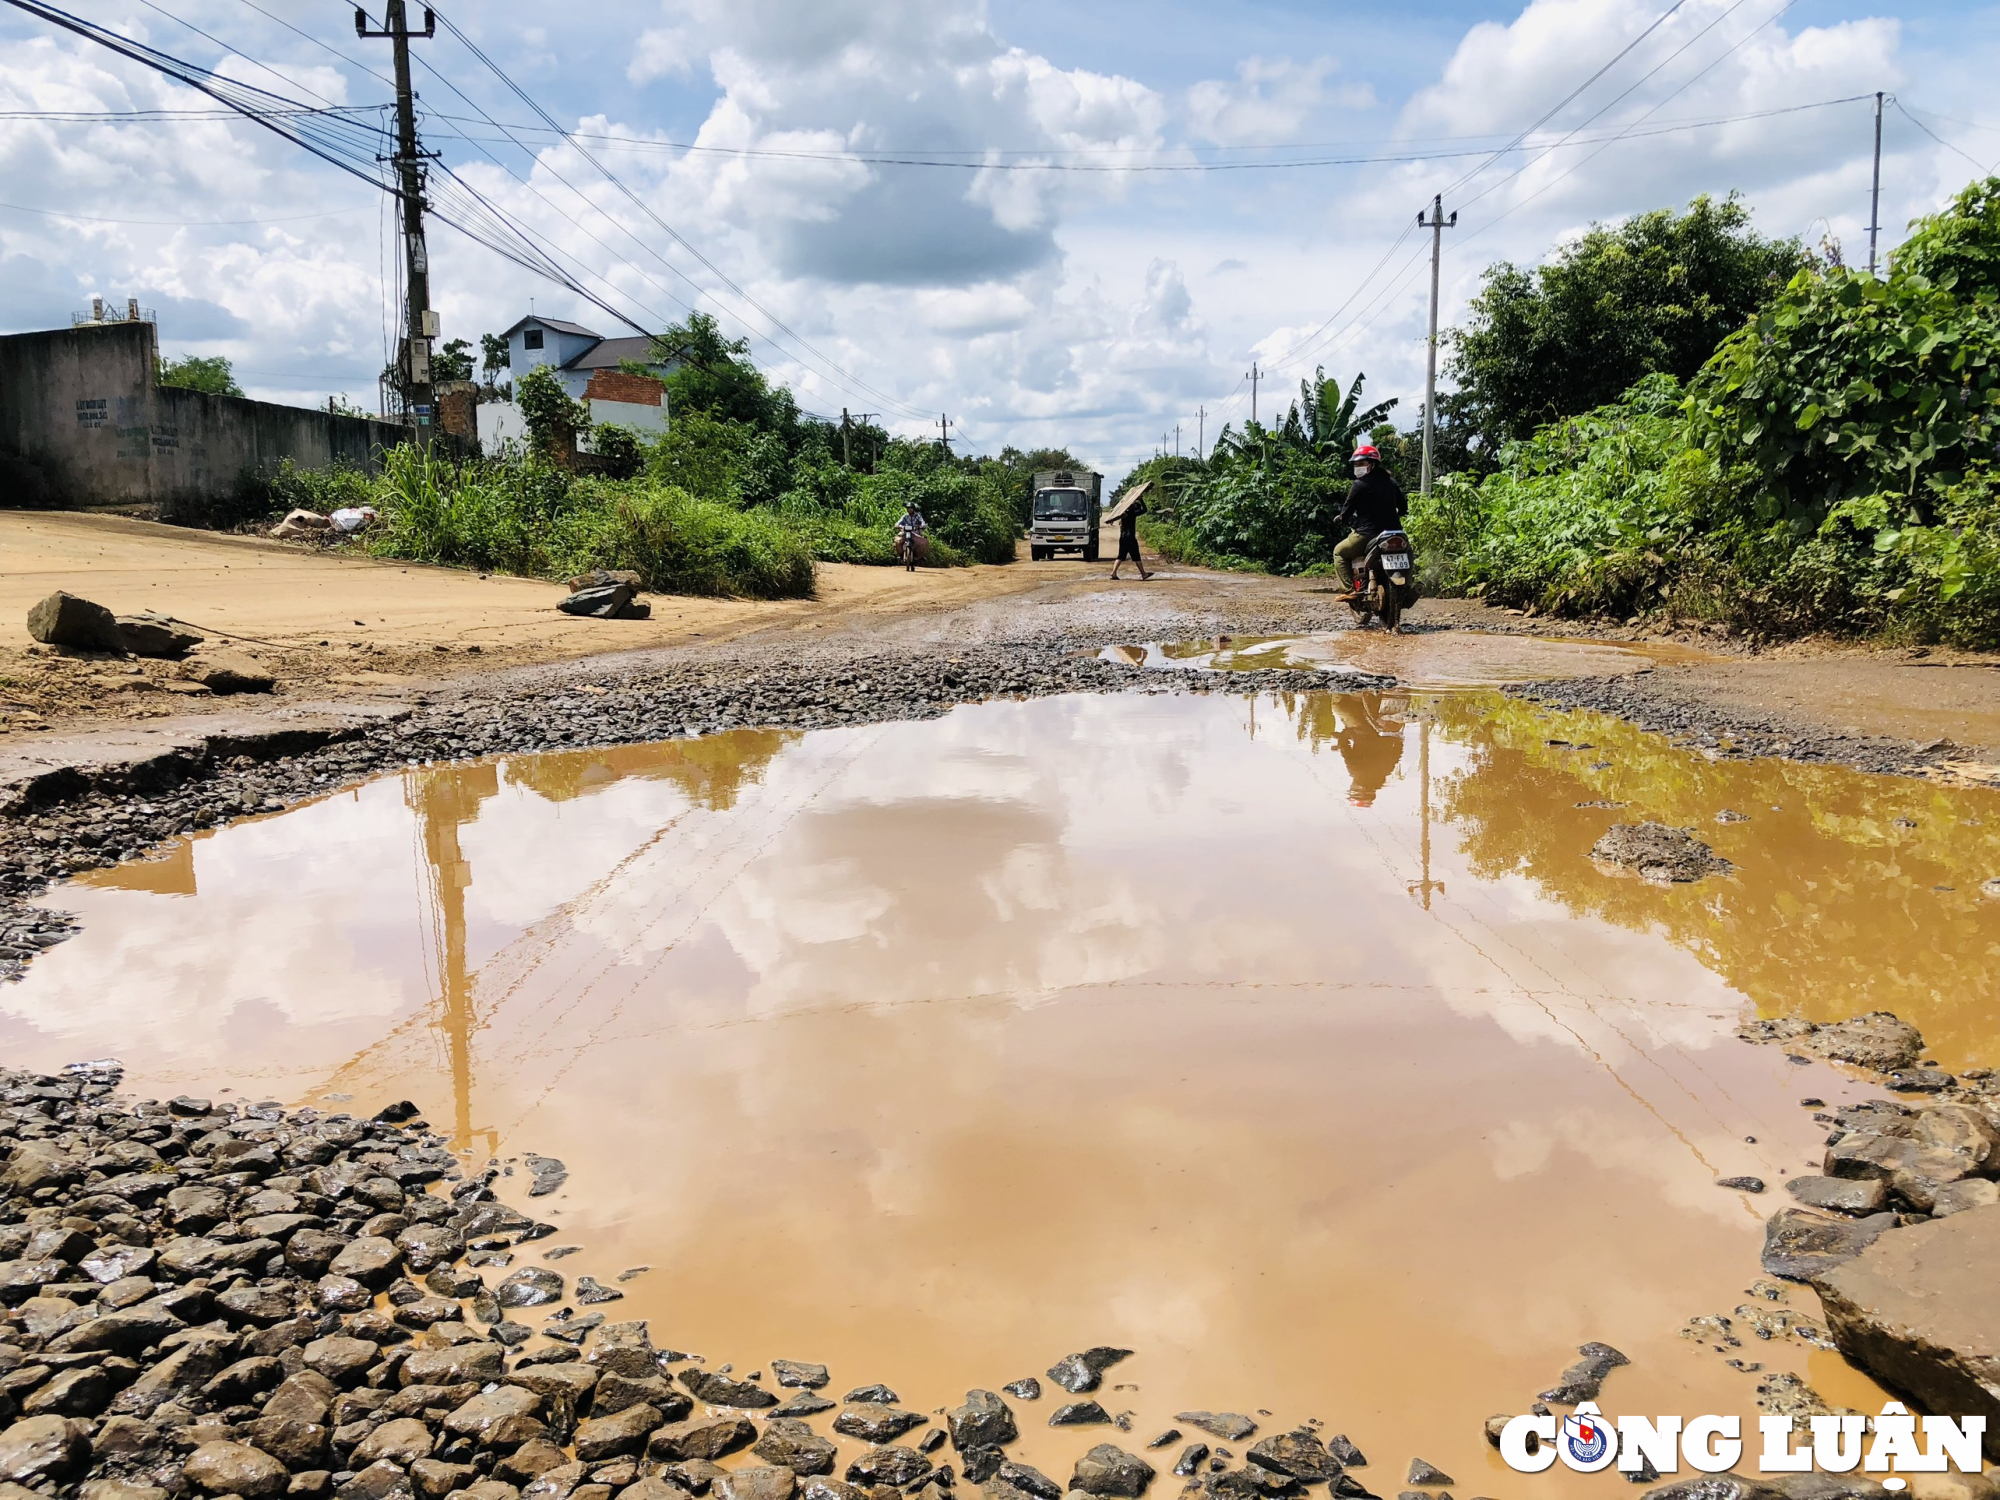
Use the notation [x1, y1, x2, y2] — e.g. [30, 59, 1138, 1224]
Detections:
[583, 370, 665, 406]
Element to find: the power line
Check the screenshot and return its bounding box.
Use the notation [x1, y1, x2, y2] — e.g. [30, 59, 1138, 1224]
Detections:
[1895, 99, 1996, 177]
[417, 99, 1873, 173]
[0, 198, 371, 225]
[1438, 0, 1694, 201]
[426, 6, 934, 422]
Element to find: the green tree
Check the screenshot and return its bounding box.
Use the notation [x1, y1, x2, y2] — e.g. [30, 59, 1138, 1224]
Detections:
[1276, 368, 1397, 462]
[1689, 175, 2000, 526]
[156, 353, 243, 397]
[480, 332, 510, 392]
[433, 338, 475, 383]
[1448, 194, 1805, 449]
[515, 364, 591, 459]
[651, 312, 792, 430]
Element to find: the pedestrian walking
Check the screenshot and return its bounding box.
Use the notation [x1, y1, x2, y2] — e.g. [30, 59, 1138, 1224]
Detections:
[1109, 486, 1151, 581]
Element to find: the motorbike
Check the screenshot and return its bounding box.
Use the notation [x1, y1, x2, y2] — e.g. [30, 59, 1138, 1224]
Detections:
[895, 528, 928, 571]
[1346, 528, 1419, 631]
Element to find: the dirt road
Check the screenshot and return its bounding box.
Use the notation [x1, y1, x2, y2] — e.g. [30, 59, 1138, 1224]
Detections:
[5, 508, 1999, 770]
[0, 510, 1063, 728]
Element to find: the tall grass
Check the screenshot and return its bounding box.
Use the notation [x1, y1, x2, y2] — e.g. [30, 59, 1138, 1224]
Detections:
[365, 448, 815, 599]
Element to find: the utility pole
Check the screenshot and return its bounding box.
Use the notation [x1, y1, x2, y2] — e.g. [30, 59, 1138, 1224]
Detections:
[1198, 404, 1205, 459]
[1418, 193, 1457, 496]
[358, 2, 438, 437]
[1867, 91, 1885, 276]
[937, 413, 954, 454]
[1406, 721, 1444, 910]
[1174, 421, 1181, 458]
[1246, 363, 1261, 426]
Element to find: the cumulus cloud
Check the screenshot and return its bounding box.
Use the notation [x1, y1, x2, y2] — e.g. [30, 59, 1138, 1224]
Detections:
[1186, 57, 1369, 146]
[0, 0, 1982, 468]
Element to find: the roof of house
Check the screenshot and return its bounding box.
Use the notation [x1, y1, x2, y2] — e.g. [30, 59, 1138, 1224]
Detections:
[500, 315, 601, 340]
[566, 334, 667, 371]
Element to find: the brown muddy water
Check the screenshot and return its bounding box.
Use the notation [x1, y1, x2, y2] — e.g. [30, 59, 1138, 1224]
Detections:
[12, 686, 2000, 1492]
[1103, 631, 1716, 688]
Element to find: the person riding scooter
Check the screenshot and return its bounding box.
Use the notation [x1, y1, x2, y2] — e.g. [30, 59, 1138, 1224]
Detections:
[895, 503, 929, 569]
[1333, 445, 1407, 594]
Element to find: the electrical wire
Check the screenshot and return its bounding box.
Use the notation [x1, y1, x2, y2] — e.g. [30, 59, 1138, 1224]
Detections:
[1895, 99, 1996, 176]
[0, 198, 371, 225]
[422, 101, 1862, 172]
[1457, 0, 1809, 250]
[427, 5, 934, 421]
[1437, 0, 1694, 201]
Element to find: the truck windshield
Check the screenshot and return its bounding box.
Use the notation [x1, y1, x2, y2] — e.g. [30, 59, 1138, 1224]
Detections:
[1035, 489, 1088, 520]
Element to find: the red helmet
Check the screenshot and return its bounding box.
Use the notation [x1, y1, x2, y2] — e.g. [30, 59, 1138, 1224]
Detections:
[1350, 445, 1380, 463]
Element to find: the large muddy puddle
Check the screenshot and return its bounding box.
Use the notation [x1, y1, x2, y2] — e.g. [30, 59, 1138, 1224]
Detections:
[1104, 631, 1716, 687]
[13, 688, 2000, 1491]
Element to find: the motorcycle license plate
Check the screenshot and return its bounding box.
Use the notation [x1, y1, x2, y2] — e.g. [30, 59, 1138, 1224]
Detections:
[1381, 552, 1411, 570]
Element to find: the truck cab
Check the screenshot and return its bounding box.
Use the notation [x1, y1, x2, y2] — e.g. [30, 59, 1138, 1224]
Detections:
[1029, 469, 1103, 561]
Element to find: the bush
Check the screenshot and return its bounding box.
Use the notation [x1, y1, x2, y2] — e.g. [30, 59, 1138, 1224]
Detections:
[360, 447, 814, 598]
[267, 456, 375, 515]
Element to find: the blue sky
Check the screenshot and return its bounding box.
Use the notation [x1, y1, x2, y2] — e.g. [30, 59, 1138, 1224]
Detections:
[2, 0, 1994, 476]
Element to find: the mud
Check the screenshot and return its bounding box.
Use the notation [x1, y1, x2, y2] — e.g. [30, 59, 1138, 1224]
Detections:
[1105, 631, 1716, 688]
[17, 686, 2000, 1489]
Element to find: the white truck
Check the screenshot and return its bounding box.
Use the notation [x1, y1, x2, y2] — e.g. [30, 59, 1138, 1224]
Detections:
[1028, 469, 1103, 561]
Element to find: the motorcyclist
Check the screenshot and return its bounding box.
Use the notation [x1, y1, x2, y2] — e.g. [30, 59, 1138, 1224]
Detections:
[1333, 445, 1407, 593]
[895, 502, 928, 566]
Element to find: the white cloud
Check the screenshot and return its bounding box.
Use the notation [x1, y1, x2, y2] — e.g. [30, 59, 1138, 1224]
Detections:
[0, 0, 1985, 471]
[1186, 57, 1368, 147]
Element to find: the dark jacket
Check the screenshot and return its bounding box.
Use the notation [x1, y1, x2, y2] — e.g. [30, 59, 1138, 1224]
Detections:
[1338, 467, 1407, 535]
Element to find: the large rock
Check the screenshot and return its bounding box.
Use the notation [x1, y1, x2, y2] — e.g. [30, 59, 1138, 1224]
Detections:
[1071, 1445, 1155, 1497]
[1175, 1413, 1258, 1443]
[27, 591, 126, 653]
[573, 1402, 664, 1462]
[556, 583, 635, 619]
[1763, 1209, 1900, 1281]
[116, 615, 202, 658]
[833, 1404, 925, 1442]
[495, 1268, 564, 1308]
[646, 1417, 756, 1462]
[1785, 1176, 1889, 1215]
[719, 1470, 796, 1500]
[754, 1418, 837, 1476]
[1814, 1203, 2000, 1460]
[844, 1447, 932, 1488]
[353, 1417, 436, 1468]
[1046, 1348, 1132, 1395]
[182, 1439, 290, 1498]
[948, 1390, 1018, 1451]
[1803, 1013, 1924, 1073]
[0, 1416, 90, 1484]
[1246, 1433, 1339, 1483]
[328, 1236, 402, 1287]
[402, 1343, 506, 1387]
[444, 1385, 543, 1443]
[678, 1369, 777, 1409]
[1589, 823, 1730, 882]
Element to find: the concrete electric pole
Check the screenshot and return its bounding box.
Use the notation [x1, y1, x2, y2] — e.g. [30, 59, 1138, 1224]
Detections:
[1868, 91, 1885, 276]
[937, 413, 954, 453]
[1198, 404, 1205, 459]
[358, 2, 438, 436]
[1246, 363, 1261, 426]
[1418, 194, 1457, 496]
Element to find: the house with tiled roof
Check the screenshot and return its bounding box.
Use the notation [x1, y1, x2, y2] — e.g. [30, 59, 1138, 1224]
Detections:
[478, 313, 679, 454]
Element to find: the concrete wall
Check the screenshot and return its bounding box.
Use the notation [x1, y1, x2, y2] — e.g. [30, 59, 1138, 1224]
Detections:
[0, 320, 411, 513]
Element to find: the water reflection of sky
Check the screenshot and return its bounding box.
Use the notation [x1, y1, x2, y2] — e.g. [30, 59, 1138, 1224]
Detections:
[9, 688, 1955, 1490]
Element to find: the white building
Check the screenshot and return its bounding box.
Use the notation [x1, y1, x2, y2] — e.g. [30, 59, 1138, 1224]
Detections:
[477, 314, 676, 454]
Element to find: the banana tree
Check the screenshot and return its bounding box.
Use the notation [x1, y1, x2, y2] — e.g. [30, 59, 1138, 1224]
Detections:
[1278, 368, 1399, 463]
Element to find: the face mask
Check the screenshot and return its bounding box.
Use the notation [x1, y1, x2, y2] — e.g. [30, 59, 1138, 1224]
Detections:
[1353, 464, 1368, 477]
